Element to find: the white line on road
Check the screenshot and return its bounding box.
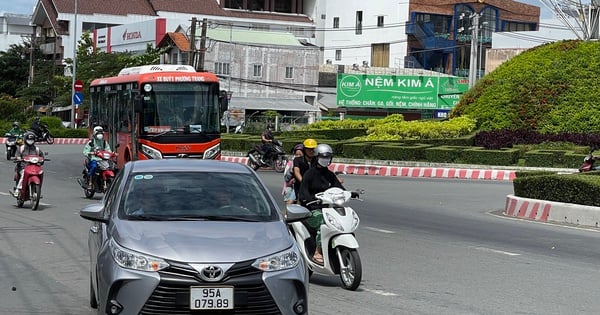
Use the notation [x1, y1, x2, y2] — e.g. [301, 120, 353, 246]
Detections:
[364, 226, 395, 234]
[473, 246, 520, 256]
[363, 288, 398, 296]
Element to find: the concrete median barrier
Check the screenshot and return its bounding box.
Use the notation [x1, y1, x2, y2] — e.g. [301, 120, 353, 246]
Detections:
[505, 194, 600, 228]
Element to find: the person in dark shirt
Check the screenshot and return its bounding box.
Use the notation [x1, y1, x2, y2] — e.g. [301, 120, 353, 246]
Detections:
[260, 123, 275, 162]
[13, 132, 44, 197]
[292, 138, 317, 198]
[298, 143, 345, 264]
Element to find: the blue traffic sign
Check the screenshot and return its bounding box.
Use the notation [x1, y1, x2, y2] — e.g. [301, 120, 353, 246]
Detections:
[73, 92, 84, 105]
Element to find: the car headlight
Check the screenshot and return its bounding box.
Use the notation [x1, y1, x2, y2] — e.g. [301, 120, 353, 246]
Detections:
[141, 144, 162, 159]
[203, 143, 220, 159]
[325, 212, 344, 231]
[110, 239, 169, 272]
[252, 246, 300, 272]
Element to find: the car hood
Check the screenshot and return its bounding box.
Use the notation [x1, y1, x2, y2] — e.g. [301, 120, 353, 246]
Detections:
[112, 220, 293, 262]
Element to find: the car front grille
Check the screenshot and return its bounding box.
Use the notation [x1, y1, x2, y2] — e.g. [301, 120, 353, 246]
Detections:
[139, 260, 282, 315]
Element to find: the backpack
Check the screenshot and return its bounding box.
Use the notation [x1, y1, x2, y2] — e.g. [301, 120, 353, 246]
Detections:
[283, 161, 294, 183]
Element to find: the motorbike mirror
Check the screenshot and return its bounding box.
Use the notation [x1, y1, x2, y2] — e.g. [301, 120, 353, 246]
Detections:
[115, 143, 120, 149]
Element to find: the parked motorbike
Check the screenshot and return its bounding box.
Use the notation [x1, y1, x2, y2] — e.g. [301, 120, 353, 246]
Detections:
[77, 148, 117, 198]
[28, 121, 54, 144]
[246, 139, 287, 173]
[12, 154, 49, 210]
[286, 187, 364, 290]
[4, 132, 23, 160]
[579, 148, 599, 172]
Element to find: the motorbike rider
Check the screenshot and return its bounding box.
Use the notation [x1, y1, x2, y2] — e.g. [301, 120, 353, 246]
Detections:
[260, 123, 275, 163]
[292, 138, 318, 199]
[13, 132, 44, 197]
[83, 126, 112, 189]
[283, 143, 304, 205]
[298, 143, 349, 264]
[8, 121, 24, 136]
[30, 116, 42, 137]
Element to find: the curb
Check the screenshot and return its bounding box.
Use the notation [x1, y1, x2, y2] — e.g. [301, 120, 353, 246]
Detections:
[505, 194, 600, 228]
[219, 156, 516, 181]
[0, 137, 89, 145]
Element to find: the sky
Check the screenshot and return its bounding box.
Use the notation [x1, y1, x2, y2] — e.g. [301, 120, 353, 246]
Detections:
[1, 0, 555, 17]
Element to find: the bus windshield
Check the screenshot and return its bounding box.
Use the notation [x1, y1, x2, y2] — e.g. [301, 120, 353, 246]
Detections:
[141, 82, 220, 134]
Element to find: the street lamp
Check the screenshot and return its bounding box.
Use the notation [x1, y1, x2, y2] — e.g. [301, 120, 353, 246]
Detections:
[478, 21, 489, 80]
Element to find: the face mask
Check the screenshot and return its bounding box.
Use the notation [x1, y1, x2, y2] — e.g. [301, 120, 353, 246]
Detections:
[317, 157, 331, 167]
[26, 139, 34, 145]
[96, 134, 104, 140]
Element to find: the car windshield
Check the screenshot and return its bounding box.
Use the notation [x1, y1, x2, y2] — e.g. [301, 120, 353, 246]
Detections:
[120, 171, 277, 221]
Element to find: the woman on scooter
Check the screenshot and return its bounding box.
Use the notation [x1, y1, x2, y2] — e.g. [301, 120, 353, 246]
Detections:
[298, 143, 347, 264]
[13, 132, 44, 197]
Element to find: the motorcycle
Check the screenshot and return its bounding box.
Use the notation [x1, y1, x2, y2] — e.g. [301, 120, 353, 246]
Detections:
[77, 148, 117, 198]
[246, 139, 287, 173]
[4, 132, 23, 160]
[28, 121, 54, 144]
[579, 148, 599, 172]
[286, 187, 364, 290]
[12, 154, 48, 210]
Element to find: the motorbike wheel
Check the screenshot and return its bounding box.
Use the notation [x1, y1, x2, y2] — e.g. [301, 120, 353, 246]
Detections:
[273, 155, 287, 173]
[16, 193, 24, 208]
[6, 147, 12, 161]
[30, 183, 40, 210]
[338, 248, 362, 291]
[246, 151, 261, 171]
[45, 134, 54, 144]
[85, 185, 96, 199]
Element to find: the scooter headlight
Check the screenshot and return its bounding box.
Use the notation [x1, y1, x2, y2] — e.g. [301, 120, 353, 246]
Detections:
[351, 211, 360, 230]
[325, 212, 344, 232]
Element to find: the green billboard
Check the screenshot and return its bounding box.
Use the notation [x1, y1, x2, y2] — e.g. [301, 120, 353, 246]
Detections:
[336, 74, 469, 110]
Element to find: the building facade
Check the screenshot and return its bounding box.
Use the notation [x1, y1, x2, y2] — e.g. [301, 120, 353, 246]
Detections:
[0, 13, 34, 52]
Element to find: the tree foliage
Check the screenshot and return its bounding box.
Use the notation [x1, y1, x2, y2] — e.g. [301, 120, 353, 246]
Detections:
[451, 40, 600, 134]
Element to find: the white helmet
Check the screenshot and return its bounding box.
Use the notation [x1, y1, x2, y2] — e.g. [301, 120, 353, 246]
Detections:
[93, 126, 104, 140]
[314, 144, 333, 167]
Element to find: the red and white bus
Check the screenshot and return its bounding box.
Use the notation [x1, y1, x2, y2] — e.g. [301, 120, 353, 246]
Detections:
[88, 65, 226, 169]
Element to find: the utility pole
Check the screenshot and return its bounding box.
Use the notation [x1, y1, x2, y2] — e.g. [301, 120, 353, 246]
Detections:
[197, 18, 208, 72]
[468, 13, 479, 89]
[71, 0, 78, 127]
[188, 17, 197, 66]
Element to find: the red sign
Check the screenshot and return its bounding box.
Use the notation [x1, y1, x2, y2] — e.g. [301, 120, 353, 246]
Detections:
[74, 80, 84, 92]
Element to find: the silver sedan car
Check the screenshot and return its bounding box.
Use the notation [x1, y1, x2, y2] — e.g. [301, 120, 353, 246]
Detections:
[80, 159, 310, 315]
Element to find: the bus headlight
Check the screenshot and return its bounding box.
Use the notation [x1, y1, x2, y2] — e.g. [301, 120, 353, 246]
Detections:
[203, 143, 220, 160]
[141, 144, 163, 159]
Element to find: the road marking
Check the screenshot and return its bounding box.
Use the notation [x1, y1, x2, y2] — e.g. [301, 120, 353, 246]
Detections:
[364, 226, 395, 234]
[473, 246, 520, 256]
[363, 288, 398, 296]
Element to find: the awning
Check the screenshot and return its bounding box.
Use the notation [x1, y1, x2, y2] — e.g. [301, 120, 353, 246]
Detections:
[229, 97, 320, 112]
[316, 87, 339, 110]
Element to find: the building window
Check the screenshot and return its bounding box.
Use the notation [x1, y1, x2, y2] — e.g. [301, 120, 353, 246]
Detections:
[356, 11, 363, 35]
[377, 16, 384, 27]
[214, 62, 230, 75]
[285, 66, 294, 79]
[333, 17, 340, 29]
[253, 64, 263, 77]
[335, 50, 342, 61]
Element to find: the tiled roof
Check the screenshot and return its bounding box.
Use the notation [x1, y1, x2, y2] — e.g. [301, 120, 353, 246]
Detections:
[51, 0, 157, 16]
[150, 0, 312, 23]
[157, 32, 191, 51]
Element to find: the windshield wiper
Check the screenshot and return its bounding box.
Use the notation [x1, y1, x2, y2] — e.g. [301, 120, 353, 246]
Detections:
[149, 129, 176, 139]
[174, 215, 262, 222]
[127, 214, 166, 221]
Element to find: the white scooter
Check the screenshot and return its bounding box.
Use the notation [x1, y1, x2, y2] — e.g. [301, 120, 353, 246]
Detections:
[286, 187, 363, 290]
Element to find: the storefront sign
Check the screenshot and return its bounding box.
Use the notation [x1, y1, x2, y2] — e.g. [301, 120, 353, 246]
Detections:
[336, 74, 469, 110]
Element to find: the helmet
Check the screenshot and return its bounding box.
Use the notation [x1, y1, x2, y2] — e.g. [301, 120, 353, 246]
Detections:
[12, 121, 19, 128]
[314, 143, 333, 167]
[291, 143, 304, 154]
[303, 138, 317, 149]
[24, 132, 35, 146]
[93, 126, 104, 134]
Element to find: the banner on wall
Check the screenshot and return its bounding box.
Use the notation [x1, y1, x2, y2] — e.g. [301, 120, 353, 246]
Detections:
[336, 74, 469, 110]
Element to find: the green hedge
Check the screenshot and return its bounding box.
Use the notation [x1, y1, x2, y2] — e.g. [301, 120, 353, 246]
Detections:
[513, 173, 600, 206]
[524, 149, 585, 168]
